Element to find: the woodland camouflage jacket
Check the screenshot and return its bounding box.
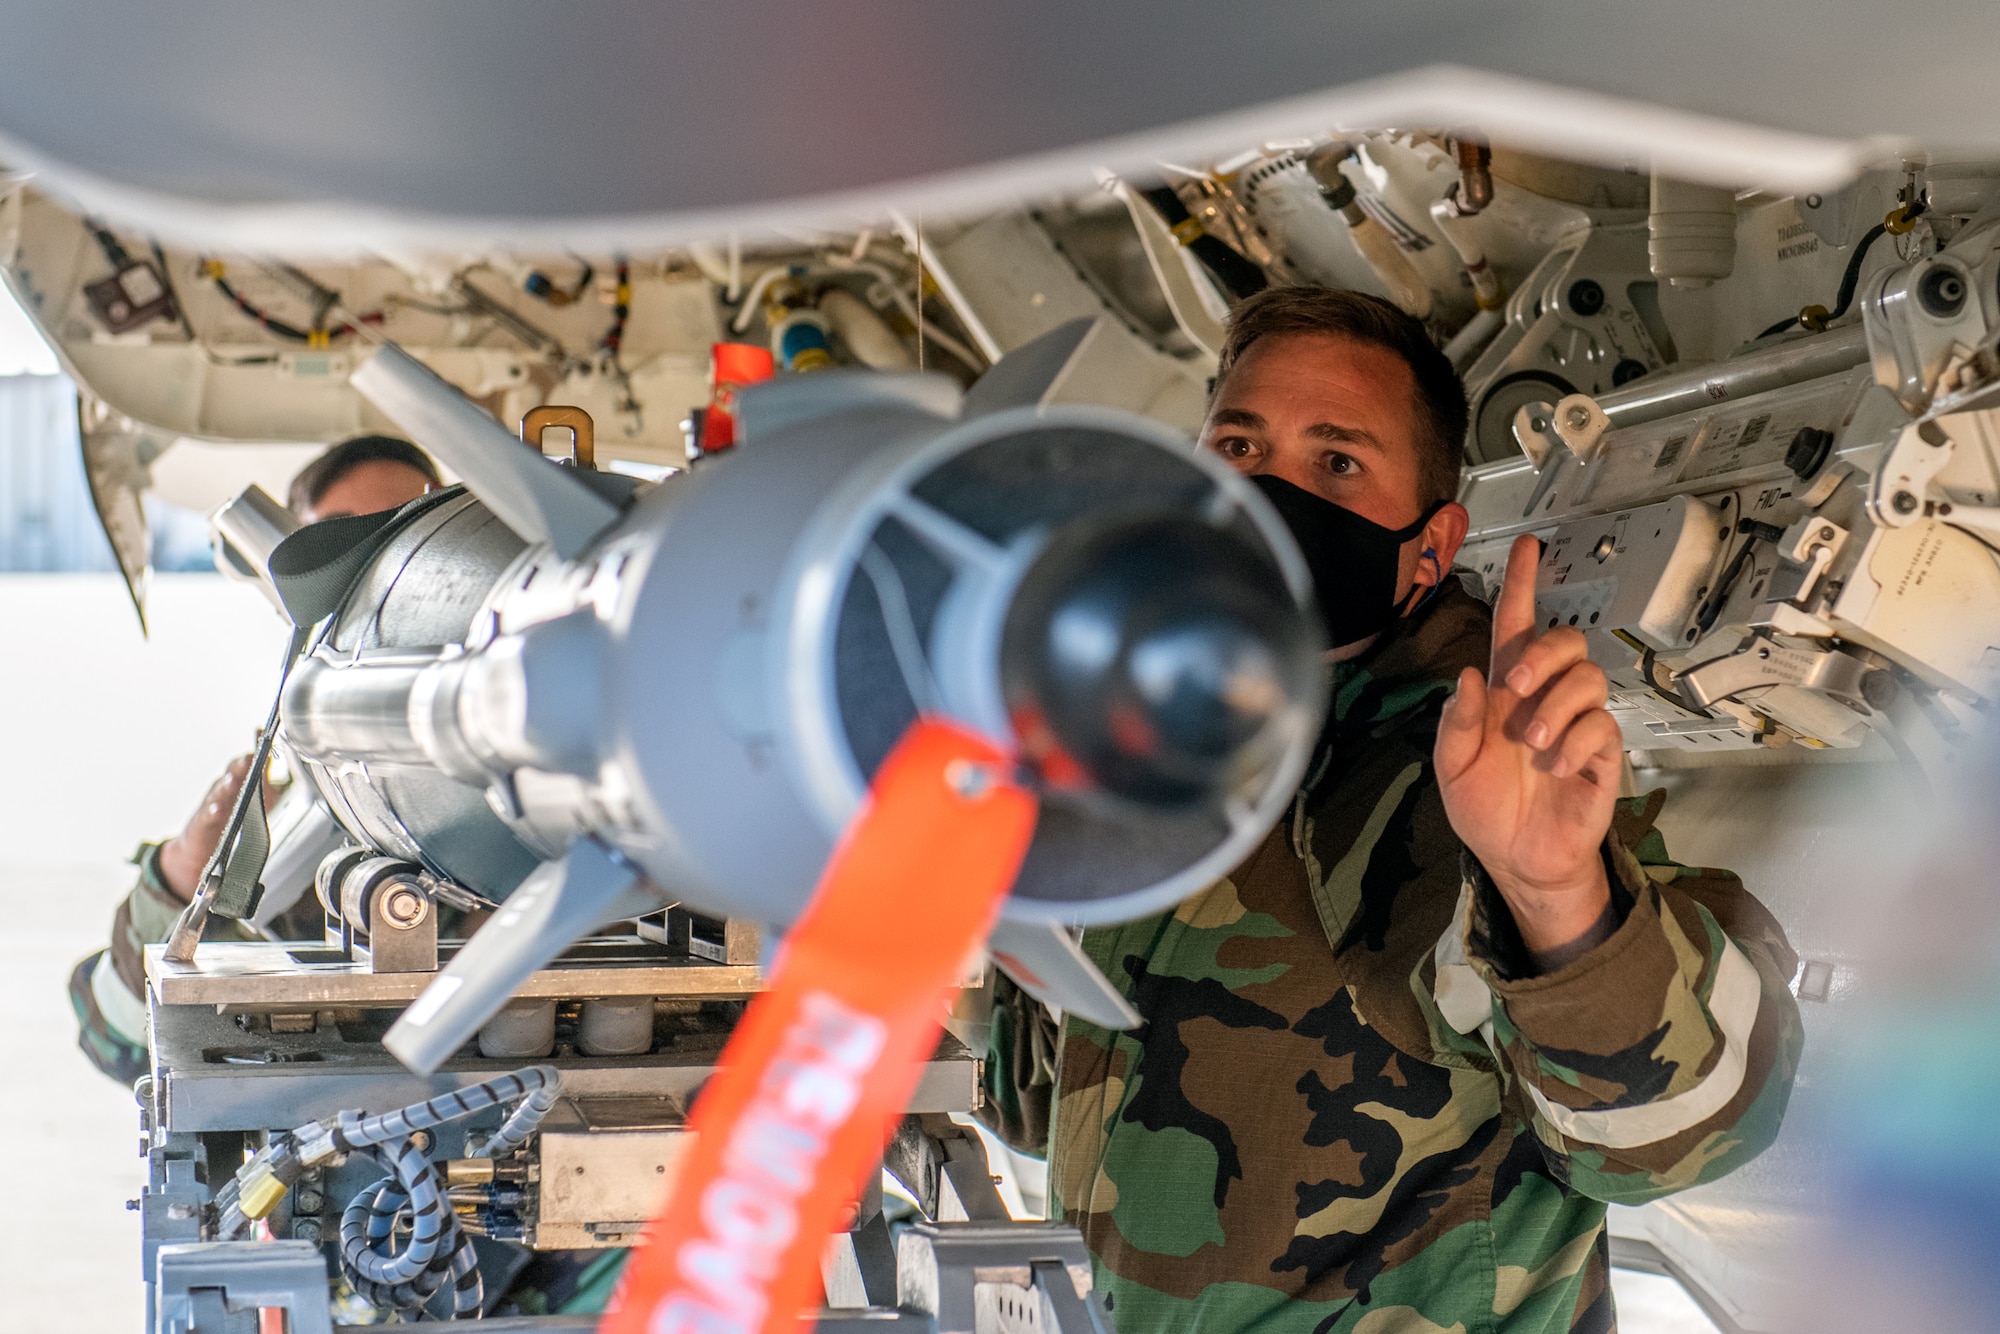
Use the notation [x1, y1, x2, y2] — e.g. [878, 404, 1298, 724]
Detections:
[981, 583, 1803, 1334]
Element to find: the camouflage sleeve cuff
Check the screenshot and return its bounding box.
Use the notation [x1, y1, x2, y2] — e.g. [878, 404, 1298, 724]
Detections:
[107, 842, 186, 1002]
[68, 952, 151, 1085]
[125, 842, 188, 941]
[1458, 839, 1635, 983]
[1463, 835, 1766, 1152]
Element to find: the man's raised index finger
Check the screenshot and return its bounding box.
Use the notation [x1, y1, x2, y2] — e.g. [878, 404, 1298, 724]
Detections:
[1491, 533, 1544, 681]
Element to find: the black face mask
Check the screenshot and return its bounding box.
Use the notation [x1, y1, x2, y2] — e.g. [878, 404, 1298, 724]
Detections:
[1249, 474, 1442, 649]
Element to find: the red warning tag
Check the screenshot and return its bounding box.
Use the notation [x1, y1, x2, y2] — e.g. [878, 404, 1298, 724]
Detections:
[604, 720, 1038, 1334]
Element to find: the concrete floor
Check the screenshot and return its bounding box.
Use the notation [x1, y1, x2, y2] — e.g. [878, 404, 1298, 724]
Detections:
[0, 575, 285, 1332]
[0, 573, 1714, 1332]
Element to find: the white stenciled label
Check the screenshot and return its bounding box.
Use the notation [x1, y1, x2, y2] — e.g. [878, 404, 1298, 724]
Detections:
[654, 990, 887, 1334]
[401, 975, 465, 1028]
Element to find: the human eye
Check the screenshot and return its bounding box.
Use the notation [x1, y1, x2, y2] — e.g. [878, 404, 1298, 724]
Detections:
[1207, 434, 1262, 467]
[1321, 450, 1360, 477]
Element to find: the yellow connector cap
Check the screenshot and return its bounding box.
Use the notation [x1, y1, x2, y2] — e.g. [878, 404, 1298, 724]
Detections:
[239, 1165, 289, 1221]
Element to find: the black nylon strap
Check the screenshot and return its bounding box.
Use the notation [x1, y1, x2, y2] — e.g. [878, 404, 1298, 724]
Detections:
[268, 487, 464, 628]
[204, 622, 311, 920]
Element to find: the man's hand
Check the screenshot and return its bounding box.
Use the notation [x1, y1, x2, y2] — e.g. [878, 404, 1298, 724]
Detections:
[1435, 534, 1620, 956]
[156, 755, 274, 902]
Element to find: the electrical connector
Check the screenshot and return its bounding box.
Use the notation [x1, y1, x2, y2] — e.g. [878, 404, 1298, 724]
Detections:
[237, 1161, 290, 1222]
[291, 1117, 343, 1169]
[230, 1136, 309, 1222]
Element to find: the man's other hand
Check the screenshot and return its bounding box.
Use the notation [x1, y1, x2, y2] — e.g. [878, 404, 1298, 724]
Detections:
[1436, 534, 1618, 955]
[156, 755, 275, 902]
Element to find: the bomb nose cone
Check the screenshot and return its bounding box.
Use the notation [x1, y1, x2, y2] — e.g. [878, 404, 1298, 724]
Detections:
[1002, 516, 1323, 806]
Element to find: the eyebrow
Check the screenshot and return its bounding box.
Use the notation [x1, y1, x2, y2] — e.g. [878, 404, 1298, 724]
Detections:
[1303, 421, 1384, 450]
[1210, 406, 1384, 451]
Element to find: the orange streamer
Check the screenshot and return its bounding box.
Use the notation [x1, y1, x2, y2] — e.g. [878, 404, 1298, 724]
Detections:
[603, 720, 1038, 1334]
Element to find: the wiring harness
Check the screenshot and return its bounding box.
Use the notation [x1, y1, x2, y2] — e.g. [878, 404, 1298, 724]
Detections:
[1757, 198, 1931, 340]
[214, 1065, 563, 1320]
[600, 257, 640, 418]
[200, 259, 384, 346]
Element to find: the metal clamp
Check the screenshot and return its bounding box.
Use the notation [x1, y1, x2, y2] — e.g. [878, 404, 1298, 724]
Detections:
[1676, 634, 1880, 712]
[522, 404, 596, 470]
[315, 852, 439, 973]
[1869, 419, 1955, 528]
[1761, 517, 1850, 609]
[1512, 400, 1571, 517]
[1867, 413, 2000, 545]
[1511, 399, 1562, 467]
[884, 1113, 1012, 1224]
[1550, 392, 1610, 460]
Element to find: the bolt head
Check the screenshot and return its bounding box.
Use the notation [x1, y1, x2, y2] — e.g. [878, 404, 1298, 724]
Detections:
[1892, 490, 1920, 515]
[1566, 278, 1606, 316]
[1861, 669, 1900, 711]
[381, 885, 426, 926]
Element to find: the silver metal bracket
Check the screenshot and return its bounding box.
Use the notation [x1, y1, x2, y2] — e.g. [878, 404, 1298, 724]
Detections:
[1675, 634, 1879, 711]
[1758, 517, 1850, 610]
[1869, 419, 1957, 529]
[1867, 413, 2000, 545]
[1550, 392, 1610, 460]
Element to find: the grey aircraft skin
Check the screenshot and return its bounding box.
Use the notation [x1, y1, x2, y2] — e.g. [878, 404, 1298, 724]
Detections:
[0, 2, 1970, 251]
[10, 7, 1999, 1331]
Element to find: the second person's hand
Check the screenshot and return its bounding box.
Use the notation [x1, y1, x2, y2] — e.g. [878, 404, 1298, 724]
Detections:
[155, 755, 274, 902]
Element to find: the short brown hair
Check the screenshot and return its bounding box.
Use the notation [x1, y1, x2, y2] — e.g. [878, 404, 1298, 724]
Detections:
[1213, 287, 1467, 508]
[287, 434, 441, 516]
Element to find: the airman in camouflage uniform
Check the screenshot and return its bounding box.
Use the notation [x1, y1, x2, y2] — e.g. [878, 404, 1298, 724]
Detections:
[69, 761, 322, 1084]
[983, 288, 1802, 1332]
[64, 437, 633, 1320]
[70, 437, 443, 1082]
